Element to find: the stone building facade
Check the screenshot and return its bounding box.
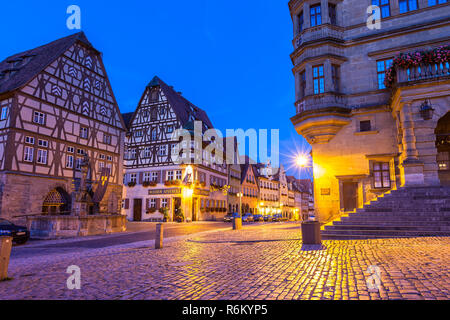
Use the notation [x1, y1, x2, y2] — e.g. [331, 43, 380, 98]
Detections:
[289, 0, 450, 222]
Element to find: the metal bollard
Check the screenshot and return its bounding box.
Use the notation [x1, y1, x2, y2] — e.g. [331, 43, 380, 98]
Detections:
[301, 221, 322, 245]
[232, 217, 242, 230]
[155, 223, 163, 249]
[0, 236, 13, 281]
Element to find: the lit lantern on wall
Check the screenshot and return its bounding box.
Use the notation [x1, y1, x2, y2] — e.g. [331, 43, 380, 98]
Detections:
[419, 99, 434, 120]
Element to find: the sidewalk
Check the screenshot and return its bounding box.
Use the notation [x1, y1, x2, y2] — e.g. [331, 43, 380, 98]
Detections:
[1, 222, 449, 300]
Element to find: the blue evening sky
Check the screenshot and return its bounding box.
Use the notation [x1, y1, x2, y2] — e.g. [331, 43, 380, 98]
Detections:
[1, 0, 311, 178]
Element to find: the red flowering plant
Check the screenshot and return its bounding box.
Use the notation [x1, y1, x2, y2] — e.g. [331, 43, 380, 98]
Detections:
[384, 45, 450, 88]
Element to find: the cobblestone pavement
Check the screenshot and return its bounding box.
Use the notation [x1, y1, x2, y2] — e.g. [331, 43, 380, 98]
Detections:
[1, 222, 449, 300]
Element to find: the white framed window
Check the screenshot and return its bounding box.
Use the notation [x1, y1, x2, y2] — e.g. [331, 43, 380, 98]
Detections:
[67, 146, 75, 153]
[66, 155, 74, 168]
[77, 149, 85, 155]
[38, 139, 48, 147]
[135, 130, 143, 138]
[144, 172, 151, 182]
[176, 170, 182, 180]
[25, 136, 35, 145]
[151, 128, 157, 140]
[24, 146, 34, 162]
[151, 171, 158, 182]
[130, 173, 137, 183]
[99, 161, 105, 170]
[144, 146, 151, 158]
[37, 149, 48, 164]
[75, 157, 82, 170]
[99, 154, 106, 160]
[103, 134, 112, 145]
[80, 126, 89, 139]
[159, 145, 167, 156]
[167, 171, 174, 181]
[131, 148, 137, 159]
[161, 198, 168, 208]
[150, 198, 156, 208]
[1, 106, 8, 120]
[33, 111, 45, 125]
[107, 155, 112, 161]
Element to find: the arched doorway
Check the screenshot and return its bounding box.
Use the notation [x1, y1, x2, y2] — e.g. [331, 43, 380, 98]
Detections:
[42, 187, 70, 215]
[435, 112, 450, 186]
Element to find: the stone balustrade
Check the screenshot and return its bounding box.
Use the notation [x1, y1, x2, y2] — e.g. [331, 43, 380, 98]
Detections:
[295, 92, 347, 114]
[294, 25, 344, 49]
[396, 62, 450, 84]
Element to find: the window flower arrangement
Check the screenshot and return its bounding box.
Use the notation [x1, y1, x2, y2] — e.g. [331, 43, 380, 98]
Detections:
[384, 45, 450, 88]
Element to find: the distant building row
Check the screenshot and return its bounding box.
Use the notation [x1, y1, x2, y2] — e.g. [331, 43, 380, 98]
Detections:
[0, 32, 313, 228]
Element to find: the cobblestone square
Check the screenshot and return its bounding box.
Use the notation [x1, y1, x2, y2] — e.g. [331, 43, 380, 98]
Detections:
[1, 222, 449, 300]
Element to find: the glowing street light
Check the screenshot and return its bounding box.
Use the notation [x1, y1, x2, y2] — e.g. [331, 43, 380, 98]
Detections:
[296, 155, 310, 168]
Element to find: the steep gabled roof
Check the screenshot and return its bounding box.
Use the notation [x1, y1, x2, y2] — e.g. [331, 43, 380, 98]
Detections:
[146, 76, 213, 129]
[121, 112, 134, 130]
[0, 32, 95, 95]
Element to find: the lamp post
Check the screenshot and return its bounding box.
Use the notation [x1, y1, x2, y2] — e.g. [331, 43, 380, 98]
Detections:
[296, 154, 321, 245]
[237, 191, 243, 217]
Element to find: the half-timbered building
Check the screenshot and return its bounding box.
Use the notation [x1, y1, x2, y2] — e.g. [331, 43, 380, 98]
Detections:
[0, 32, 126, 234]
[122, 76, 229, 222]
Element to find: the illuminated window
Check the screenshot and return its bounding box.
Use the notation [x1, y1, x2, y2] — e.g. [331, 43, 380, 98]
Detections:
[437, 151, 449, 171]
[377, 58, 393, 89]
[176, 170, 182, 180]
[373, 162, 391, 188]
[310, 5, 322, 27]
[372, 0, 390, 18]
[1, 106, 8, 120]
[313, 65, 325, 94]
[429, 0, 447, 5]
[399, 0, 418, 13]
[161, 198, 168, 207]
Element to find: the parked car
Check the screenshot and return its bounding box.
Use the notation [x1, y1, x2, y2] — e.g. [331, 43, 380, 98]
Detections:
[223, 212, 240, 222]
[253, 214, 263, 222]
[263, 214, 273, 222]
[0, 218, 30, 244]
[272, 214, 281, 222]
[242, 213, 254, 222]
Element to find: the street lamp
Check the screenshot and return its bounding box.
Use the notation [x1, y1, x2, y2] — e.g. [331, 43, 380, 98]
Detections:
[237, 191, 243, 217]
[296, 154, 310, 168]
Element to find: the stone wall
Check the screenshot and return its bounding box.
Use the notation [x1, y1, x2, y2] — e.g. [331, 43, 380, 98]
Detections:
[27, 214, 126, 239]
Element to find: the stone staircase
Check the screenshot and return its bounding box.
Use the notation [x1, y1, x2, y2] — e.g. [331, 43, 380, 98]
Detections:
[321, 186, 450, 240]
